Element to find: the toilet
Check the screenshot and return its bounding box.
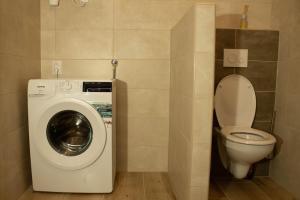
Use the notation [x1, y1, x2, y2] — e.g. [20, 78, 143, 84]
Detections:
[214, 74, 276, 179]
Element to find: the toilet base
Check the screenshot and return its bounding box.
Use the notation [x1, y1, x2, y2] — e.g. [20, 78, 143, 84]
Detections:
[229, 161, 250, 179]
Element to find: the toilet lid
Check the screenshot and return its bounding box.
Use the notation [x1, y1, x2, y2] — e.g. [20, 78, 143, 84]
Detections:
[215, 74, 256, 128]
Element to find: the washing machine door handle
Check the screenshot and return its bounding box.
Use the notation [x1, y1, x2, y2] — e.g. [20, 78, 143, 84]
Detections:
[33, 98, 107, 170]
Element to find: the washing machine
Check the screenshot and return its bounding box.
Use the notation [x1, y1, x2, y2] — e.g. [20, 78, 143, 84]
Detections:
[28, 79, 116, 193]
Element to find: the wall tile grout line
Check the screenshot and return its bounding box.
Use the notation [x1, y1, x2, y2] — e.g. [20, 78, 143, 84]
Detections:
[142, 173, 147, 200]
[216, 58, 279, 63]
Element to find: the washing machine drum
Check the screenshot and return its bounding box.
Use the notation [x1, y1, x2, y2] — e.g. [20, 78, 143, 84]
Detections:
[34, 99, 107, 170]
[47, 110, 93, 157]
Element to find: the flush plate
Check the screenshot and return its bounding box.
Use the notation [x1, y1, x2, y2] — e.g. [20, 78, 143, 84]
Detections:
[224, 49, 248, 68]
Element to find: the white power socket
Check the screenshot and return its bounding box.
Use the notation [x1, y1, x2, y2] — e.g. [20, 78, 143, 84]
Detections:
[52, 60, 63, 75]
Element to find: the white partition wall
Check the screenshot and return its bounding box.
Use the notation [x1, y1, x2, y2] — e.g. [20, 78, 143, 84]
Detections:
[168, 4, 215, 200]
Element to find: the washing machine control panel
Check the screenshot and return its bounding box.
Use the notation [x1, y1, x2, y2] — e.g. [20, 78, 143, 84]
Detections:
[83, 82, 112, 92]
[58, 80, 79, 92]
[28, 81, 55, 97]
[29, 80, 114, 97]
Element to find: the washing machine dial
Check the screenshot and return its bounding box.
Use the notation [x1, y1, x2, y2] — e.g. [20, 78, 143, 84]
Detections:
[62, 80, 73, 91]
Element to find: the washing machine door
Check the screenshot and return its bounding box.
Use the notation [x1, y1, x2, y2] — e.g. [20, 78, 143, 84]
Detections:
[34, 98, 107, 170]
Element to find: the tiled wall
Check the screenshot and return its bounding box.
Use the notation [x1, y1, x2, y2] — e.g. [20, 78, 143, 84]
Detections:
[270, 0, 300, 199]
[198, 0, 273, 29]
[169, 5, 215, 200]
[40, 0, 185, 172]
[40, 0, 274, 172]
[212, 29, 279, 177]
[0, 0, 41, 199]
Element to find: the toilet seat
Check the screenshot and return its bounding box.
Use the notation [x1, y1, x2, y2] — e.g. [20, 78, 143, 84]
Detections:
[214, 74, 256, 128]
[214, 74, 276, 146]
[220, 126, 276, 145]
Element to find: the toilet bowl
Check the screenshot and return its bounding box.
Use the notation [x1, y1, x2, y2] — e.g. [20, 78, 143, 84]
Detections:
[214, 75, 276, 179]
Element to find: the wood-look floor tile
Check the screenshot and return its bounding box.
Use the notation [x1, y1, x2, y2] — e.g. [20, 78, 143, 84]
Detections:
[18, 187, 66, 200]
[18, 173, 295, 200]
[117, 172, 144, 187]
[253, 177, 295, 200]
[216, 179, 272, 200]
[64, 193, 104, 200]
[209, 180, 229, 200]
[143, 173, 175, 200]
[104, 173, 145, 200]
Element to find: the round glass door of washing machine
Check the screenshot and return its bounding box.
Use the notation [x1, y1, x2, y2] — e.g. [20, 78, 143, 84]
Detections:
[34, 98, 107, 170]
[47, 110, 93, 156]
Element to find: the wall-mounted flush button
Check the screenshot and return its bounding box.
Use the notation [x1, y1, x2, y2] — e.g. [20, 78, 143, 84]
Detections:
[223, 49, 248, 68]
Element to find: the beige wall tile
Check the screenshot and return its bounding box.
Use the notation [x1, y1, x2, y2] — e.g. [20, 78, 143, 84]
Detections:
[55, 0, 113, 30]
[169, 4, 214, 200]
[115, 0, 192, 30]
[41, 59, 112, 79]
[127, 146, 168, 172]
[173, 96, 194, 143]
[194, 52, 215, 99]
[21, 0, 41, 29]
[194, 4, 216, 53]
[55, 30, 113, 59]
[247, 3, 272, 30]
[41, 31, 55, 59]
[168, 131, 192, 200]
[171, 55, 194, 97]
[0, 55, 20, 93]
[0, 55, 31, 94]
[190, 143, 211, 187]
[115, 30, 170, 59]
[202, 0, 273, 29]
[271, 0, 300, 199]
[192, 98, 213, 143]
[120, 116, 169, 147]
[117, 88, 169, 118]
[40, 0, 55, 30]
[170, 7, 195, 59]
[0, 93, 27, 134]
[0, 14, 25, 56]
[0, 0, 40, 199]
[287, 60, 300, 95]
[190, 186, 209, 200]
[117, 59, 170, 90]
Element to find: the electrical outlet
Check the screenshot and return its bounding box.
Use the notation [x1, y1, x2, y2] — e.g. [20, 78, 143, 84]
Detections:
[52, 60, 63, 75]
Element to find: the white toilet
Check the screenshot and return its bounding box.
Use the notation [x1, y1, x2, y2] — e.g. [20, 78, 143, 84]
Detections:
[214, 74, 276, 179]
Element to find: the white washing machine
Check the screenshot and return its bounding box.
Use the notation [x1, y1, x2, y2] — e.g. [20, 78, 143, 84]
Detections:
[28, 79, 116, 193]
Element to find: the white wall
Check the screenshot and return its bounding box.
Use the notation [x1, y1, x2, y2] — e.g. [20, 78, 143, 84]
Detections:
[168, 4, 215, 200]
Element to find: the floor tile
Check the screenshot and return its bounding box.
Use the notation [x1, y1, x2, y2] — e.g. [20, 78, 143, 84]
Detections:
[104, 173, 145, 200]
[253, 177, 295, 200]
[209, 180, 229, 200]
[143, 173, 175, 200]
[18, 173, 296, 200]
[215, 179, 272, 200]
[18, 187, 66, 200]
